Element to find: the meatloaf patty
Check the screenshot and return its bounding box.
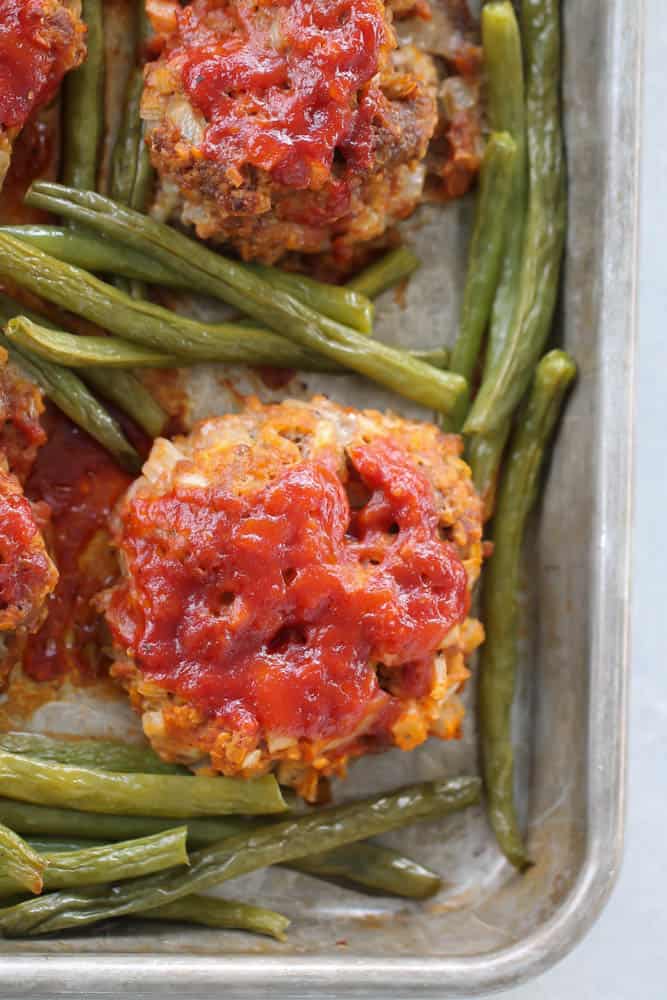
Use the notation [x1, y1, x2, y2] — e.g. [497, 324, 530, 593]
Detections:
[0, 0, 86, 187]
[102, 397, 484, 800]
[0, 351, 57, 633]
[142, 0, 439, 263]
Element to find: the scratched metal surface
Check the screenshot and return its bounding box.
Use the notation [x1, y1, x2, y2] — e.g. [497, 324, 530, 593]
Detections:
[0, 0, 640, 995]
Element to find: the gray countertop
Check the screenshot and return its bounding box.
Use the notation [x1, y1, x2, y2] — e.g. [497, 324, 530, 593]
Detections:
[487, 2, 666, 996]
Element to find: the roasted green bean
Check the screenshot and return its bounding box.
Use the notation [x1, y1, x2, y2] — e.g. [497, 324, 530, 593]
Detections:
[62, 0, 105, 193]
[7, 803, 442, 900]
[26, 185, 468, 415]
[464, 0, 566, 435]
[0, 749, 286, 817]
[0, 227, 179, 286]
[446, 131, 517, 430]
[347, 247, 421, 299]
[0, 828, 188, 898]
[248, 263, 374, 334]
[0, 733, 187, 776]
[81, 368, 168, 439]
[140, 895, 290, 941]
[467, 1, 528, 515]
[0, 330, 140, 472]
[0, 777, 479, 935]
[479, 350, 576, 869]
[6, 317, 174, 370]
[0, 233, 452, 375]
[0, 824, 45, 895]
[110, 69, 145, 210]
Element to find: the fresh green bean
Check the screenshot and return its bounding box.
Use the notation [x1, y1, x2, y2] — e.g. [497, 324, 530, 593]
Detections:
[347, 247, 421, 299]
[0, 829, 188, 897]
[464, 0, 566, 435]
[445, 131, 517, 430]
[0, 777, 479, 935]
[140, 895, 290, 941]
[5, 803, 442, 900]
[0, 330, 140, 472]
[0, 227, 180, 285]
[248, 263, 374, 334]
[479, 350, 576, 869]
[0, 749, 286, 817]
[467, 1, 528, 514]
[26, 186, 468, 415]
[5, 318, 173, 370]
[62, 0, 105, 193]
[0, 733, 187, 776]
[81, 368, 168, 439]
[0, 824, 45, 895]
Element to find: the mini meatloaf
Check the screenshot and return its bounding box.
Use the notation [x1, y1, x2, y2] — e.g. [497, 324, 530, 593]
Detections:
[0, 351, 57, 633]
[141, 0, 439, 263]
[102, 397, 484, 800]
[0, 0, 86, 187]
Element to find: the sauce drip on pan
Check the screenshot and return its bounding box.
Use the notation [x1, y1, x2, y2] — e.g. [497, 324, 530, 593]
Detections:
[107, 438, 469, 744]
[158, 0, 391, 189]
[22, 411, 131, 682]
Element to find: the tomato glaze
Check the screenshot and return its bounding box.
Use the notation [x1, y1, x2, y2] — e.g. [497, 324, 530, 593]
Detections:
[0, 0, 81, 130]
[23, 411, 131, 682]
[158, 0, 391, 189]
[107, 438, 469, 744]
[0, 469, 52, 628]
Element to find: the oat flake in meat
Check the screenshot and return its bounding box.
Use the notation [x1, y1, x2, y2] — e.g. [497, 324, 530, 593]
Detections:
[141, 0, 439, 264]
[102, 398, 484, 801]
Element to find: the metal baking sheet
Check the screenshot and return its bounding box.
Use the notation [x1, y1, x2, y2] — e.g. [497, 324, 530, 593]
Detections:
[0, 0, 641, 995]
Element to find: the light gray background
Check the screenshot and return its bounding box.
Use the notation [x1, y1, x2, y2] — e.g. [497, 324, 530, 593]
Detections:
[485, 3, 665, 997]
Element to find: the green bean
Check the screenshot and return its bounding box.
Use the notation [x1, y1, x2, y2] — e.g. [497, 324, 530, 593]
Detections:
[0, 829, 188, 898]
[110, 69, 145, 210]
[479, 350, 576, 869]
[26, 186, 468, 415]
[0, 331, 140, 473]
[0, 233, 341, 371]
[62, 0, 105, 193]
[0, 232, 451, 375]
[248, 263, 374, 335]
[445, 132, 517, 431]
[347, 247, 421, 299]
[1, 302, 167, 439]
[6, 803, 442, 900]
[464, 0, 566, 435]
[27, 839, 104, 854]
[81, 368, 168, 439]
[0, 227, 179, 286]
[466, 1, 528, 514]
[0, 777, 479, 935]
[0, 733, 187, 775]
[0, 749, 286, 818]
[7, 313, 173, 373]
[140, 895, 290, 941]
[292, 842, 441, 899]
[0, 824, 45, 895]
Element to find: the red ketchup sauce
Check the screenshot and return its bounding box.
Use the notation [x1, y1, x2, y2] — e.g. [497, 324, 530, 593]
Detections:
[0, 0, 77, 130]
[108, 438, 469, 745]
[23, 412, 131, 682]
[164, 0, 390, 189]
[0, 471, 51, 626]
